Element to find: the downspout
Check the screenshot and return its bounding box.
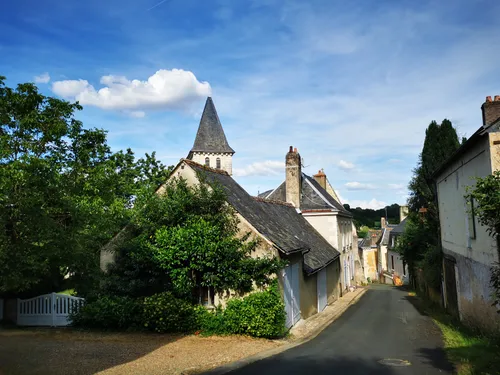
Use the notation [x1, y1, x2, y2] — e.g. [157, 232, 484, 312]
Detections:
[433, 178, 445, 308]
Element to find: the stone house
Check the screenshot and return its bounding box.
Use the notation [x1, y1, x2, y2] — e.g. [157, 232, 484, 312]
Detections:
[376, 217, 395, 279]
[101, 97, 344, 328]
[261, 155, 360, 293]
[386, 206, 409, 284]
[433, 95, 500, 332]
[358, 230, 381, 282]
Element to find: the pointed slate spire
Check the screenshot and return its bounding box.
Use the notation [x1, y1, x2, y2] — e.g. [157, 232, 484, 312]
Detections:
[189, 97, 235, 154]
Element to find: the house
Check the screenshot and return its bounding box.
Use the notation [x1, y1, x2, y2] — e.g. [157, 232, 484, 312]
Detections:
[433, 95, 500, 332]
[358, 230, 381, 282]
[386, 206, 409, 284]
[101, 97, 344, 329]
[376, 217, 395, 280]
[261, 158, 360, 293]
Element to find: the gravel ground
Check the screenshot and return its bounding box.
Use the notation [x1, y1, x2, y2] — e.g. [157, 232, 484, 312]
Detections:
[0, 329, 284, 375]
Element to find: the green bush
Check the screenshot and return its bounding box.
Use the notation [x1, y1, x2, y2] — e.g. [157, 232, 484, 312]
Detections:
[70, 295, 143, 330]
[143, 292, 199, 333]
[198, 283, 286, 338]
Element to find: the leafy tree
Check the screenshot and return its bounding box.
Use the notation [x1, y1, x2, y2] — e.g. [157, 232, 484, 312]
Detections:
[465, 171, 500, 310]
[401, 119, 461, 290]
[344, 203, 401, 228]
[102, 177, 284, 302]
[0, 77, 171, 296]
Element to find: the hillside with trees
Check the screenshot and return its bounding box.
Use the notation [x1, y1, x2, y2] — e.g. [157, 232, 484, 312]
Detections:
[343, 203, 401, 229]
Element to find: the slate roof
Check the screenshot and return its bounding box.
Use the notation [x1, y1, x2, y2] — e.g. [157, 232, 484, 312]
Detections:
[391, 218, 407, 235]
[377, 227, 392, 246]
[185, 160, 340, 274]
[265, 173, 352, 216]
[433, 118, 500, 179]
[189, 97, 235, 155]
[358, 237, 371, 249]
[258, 189, 273, 198]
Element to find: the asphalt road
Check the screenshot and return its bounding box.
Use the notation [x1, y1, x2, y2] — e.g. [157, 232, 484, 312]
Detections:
[228, 285, 454, 375]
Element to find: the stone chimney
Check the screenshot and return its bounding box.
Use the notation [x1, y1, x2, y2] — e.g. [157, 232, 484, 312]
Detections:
[381, 217, 387, 229]
[313, 169, 327, 190]
[400, 205, 409, 222]
[286, 146, 301, 207]
[481, 95, 500, 127]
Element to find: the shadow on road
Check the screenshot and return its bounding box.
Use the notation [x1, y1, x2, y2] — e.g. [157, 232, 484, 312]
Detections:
[226, 355, 397, 375]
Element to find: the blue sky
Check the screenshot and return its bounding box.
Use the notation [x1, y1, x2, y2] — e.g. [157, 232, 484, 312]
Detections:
[2, 0, 499, 209]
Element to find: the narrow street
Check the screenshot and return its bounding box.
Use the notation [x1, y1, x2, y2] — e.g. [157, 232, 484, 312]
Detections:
[225, 285, 454, 375]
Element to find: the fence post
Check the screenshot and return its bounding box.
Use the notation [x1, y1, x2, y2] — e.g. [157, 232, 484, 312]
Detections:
[51, 293, 56, 327]
[16, 298, 20, 324]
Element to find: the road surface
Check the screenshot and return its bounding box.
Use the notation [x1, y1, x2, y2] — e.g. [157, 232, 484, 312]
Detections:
[227, 285, 453, 374]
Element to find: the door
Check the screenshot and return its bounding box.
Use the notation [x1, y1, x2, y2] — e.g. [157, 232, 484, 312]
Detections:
[283, 263, 301, 328]
[444, 257, 459, 317]
[317, 268, 327, 312]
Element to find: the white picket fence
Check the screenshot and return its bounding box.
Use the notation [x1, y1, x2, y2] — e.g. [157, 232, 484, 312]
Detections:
[17, 293, 85, 327]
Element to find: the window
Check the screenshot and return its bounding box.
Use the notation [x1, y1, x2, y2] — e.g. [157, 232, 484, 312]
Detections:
[391, 255, 394, 270]
[205, 157, 210, 167]
[216, 157, 221, 169]
[468, 197, 476, 240]
[403, 261, 407, 276]
[200, 286, 215, 306]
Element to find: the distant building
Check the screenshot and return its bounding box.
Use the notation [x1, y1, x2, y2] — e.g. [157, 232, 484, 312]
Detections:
[261, 155, 360, 293]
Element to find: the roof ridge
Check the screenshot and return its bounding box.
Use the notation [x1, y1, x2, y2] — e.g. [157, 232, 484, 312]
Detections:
[182, 158, 230, 176]
[252, 196, 294, 207]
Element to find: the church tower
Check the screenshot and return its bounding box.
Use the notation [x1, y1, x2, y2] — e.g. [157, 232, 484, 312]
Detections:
[187, 97, 235, 175]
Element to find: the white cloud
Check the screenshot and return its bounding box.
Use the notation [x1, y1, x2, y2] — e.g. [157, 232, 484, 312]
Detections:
[51, 69, 211, 113]
[345, 182, 376, 191]
[33, 72, 50, 84]
[338, 159, 355, 171]
[342, 198, 388, 210]
[388, 158, 403, 164]
[233, 160, 283, 177]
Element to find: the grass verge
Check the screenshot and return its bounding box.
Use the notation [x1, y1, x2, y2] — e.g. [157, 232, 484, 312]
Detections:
[407, 290, 500, 375]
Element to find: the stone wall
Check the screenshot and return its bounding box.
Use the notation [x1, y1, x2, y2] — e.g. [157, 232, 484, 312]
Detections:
[444, 249, 500, 333]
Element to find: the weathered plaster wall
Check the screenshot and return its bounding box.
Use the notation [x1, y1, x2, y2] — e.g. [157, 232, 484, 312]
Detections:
[362, 248, 378, 281]
[299, 266, 318, 319]
[437, 134, 500, 332]
[378, 244, 388, 272]
[437, 137, 494, 264]
[326, 259, 341, 304]
[490, 131, 500, 172]
[303, 213, 338, 249]
[445, 250, 500, 332]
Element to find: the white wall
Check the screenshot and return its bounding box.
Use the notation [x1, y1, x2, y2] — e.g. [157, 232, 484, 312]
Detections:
[190, 152, 233, 175]
[436, 137, 497, 265]
[436, 134, 500, 331]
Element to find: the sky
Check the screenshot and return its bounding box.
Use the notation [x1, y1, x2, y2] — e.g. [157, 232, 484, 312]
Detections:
[1, 0, 499, 209]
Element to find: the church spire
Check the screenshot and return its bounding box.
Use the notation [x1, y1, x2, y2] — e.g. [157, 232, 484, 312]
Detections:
[187, 97, 234, 175]
[189, 97, 235, 155]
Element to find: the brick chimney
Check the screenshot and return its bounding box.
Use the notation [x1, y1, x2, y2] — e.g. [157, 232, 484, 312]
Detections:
[313, 169, 327, 190]
[399, 205, 409, 222]
[481, 95, 500, 126]
[286, 146, 301, 207]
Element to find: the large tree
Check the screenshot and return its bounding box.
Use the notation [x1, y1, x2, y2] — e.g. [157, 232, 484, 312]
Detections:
[399, 119, 462, 289]
[0, 77, 171, 296]
[101, 177, 284, 302]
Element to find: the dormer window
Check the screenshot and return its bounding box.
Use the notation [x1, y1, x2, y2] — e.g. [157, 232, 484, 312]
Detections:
[205, 157, 210, 167]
